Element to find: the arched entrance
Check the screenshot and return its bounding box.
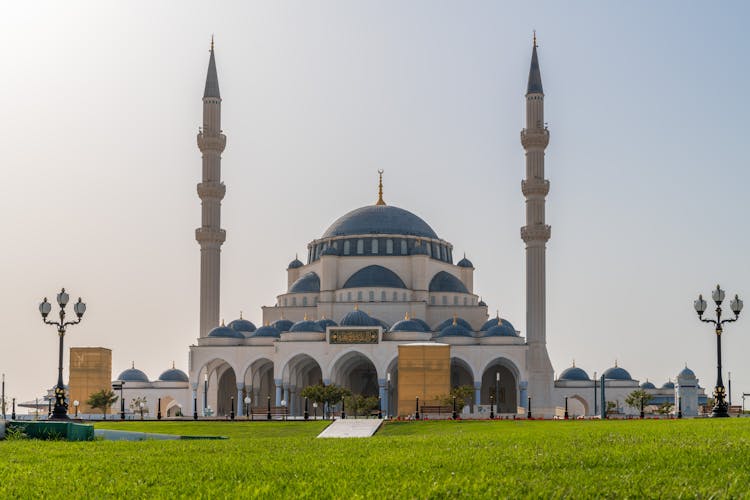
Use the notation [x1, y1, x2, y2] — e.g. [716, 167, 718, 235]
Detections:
[283, 354, 323, 416]
[331, 351, 378, 397]
[385, 357, 399, 417]
[451, 358, 475, 408]
[217, 366, 237, 417]
[246, 358, 275, 410]
[566, 395, 588, 418]
[196, 359, 236, 417]
[481, 359, 518, 413]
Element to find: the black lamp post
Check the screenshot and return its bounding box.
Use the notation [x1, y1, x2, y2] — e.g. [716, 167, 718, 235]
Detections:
[313, 401, 318, 420]
[112, 381, 125, 420]
[267, 395, 271, 420]
[12, 398, 16, 420]
[593, 371, 597, 416]
[490, 395, 495, 419]
[157, 398, 162, 420]
[640, 396, 644, 419]
[694, 285, 743, 418]
[230, 396, 235, 420]
[193, 394, 198, 420]
[495, 372, 500, 416]
[452, 395, 457, 420]
[304, 396, 309, 421]
[386, 372, 391, 419]
[377, 396, 382, 419]
[415, 396, 420, 420]
[1, 373, 5, 420]
[564, 397, 569, 420]
[527, 396, 532, 419]
[73, 400, 79, 418]
[341, 397, 346, 420]
[38, 289, 86, 420]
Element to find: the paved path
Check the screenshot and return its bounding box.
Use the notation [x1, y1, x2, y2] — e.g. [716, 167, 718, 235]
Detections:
[317, 418, 383, 438]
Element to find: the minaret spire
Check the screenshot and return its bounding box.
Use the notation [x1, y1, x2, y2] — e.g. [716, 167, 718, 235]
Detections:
[196, 38, 227, 337]
[521, 36, 554, 414]
[375, 169, 386, 205]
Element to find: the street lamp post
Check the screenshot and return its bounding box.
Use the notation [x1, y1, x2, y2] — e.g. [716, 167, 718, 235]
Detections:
[495, 372, 500, 417]
[694, 285, 743, 418]
[415, 396, 420, 420]
[304, 397, 309, 421]
[490, 395, 495, 420]
[12, 398, 16, 420]
[230, 396, 235, 420]
[267, 395, 271, 420]
[281, 399, 287, 421]
[193, 394, 198, 420]
[341, 397, 346, 420]
[564, 397, 569, 420]
[112, 381, 125, 420]
[157, 398, 162, 420]
[386, 372, 391, 419]
[377, 396, 382, 419]
[2, 373, 5, 420]
[313, 401, 318, 420]
[452, 395, 457, 420]
[38, 289, 86, 420]
[73, 400, 79, 418]
[527, 396, 532, 419]
[593, 371, 597, 416]
[244, 396, 251, 420]
[139, 402, 145, 420]
[640, 396, 644, 419]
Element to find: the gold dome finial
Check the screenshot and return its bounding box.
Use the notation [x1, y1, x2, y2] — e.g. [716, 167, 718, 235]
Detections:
[304, 312, 308, 321]
[404, 311, 410, 320]
[221, 318, 225, 327]
[533, 30, 537, 48]
[240, 310, 243, 320]
[572, 359, 575, 368]
[354, 304, 359, 311]
[172, 361, 176, 369]
[211, 34, 214, 51]
[375, 169, 386, 205]
[452, 313, 458, 326]
[131, 361, 135, 369]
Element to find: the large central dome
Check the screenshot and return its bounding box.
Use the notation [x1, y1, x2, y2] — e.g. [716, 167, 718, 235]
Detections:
[322, 205, 439, 239]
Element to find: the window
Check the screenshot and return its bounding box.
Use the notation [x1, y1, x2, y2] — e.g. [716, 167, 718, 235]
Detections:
[292, 297, 297, 306]
[402, 292, 407, 301]
[381, 291, 386, 301]
[303, 297, 308, 306]
[357, 291, 363, 301]
[372, 239, 378, 254]
[386, 239, 393, 254]
[442, 296, 447, 305]
[401, 240, 408, 255]
[431, 296, 436, 305]
[347, 291, 352, 301]
[284, 298, 287, 306]
[453, 296, 458, 305]
[426, 244, 432, 257]
[463, 297, 468, 306]
[357, 239, 364, 254]
[392, 291, 398, 301]
[369, 291, 375, 301]
[344, 240, 351, 255]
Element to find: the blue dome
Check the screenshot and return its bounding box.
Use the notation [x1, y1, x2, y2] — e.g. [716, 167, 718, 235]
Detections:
[251, 325, 281, 338]
[481, 324, 518, 338]
[429, 271, 469, 294]
[343, 265, 406, 289]
[558, 366, 590, 381]
[679, 367, 695, 378]
[480, 317, 516, 333]
[118, 368, 149, 383]
[208, 325, 245, 339]
[602, 366, 633, 381]
[321, 246, 339, 256]
[158, 368, 189, 382]
[227, 318, 256, 334]
[435, 322, 473, 338]
[289, 272, 320, 293]
[322, 205, 439, 239]
[272, 319, 294, 332]
[640, 381, 656, 389]
[411, 243, 430, 255]
[661, 381, 675, 389]
[317, 318, 338, 329]
[457, 256, 473, 268]
[289, 320, 325, 333]
[340, 309, 378, 327]
[411, 318, 432, 331]
[389, 319, 426, 332]
[434, 317, 474, 332]
[287, 258, 303, 269]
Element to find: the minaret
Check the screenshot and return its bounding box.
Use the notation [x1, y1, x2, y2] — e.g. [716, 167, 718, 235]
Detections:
[520, 34, 554, 413]
[196, 38, 227, 338]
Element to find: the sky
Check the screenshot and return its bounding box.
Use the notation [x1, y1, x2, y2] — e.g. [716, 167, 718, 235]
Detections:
[1, 1, 748, 407]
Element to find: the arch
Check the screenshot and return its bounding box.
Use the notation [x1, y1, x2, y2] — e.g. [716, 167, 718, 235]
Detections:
[329, 350, 379, 398]
[429, 271, 468, 293]
[282, 354, 323, 416]
[342, 265, 407, 289]
[450, 357, 474, 391]
[384, 356, 400, 417]
[244, 358, 275, 411]
[217, 367, 237, 417]
[566, 395, 589, 418]
[480, 358, 520, 413]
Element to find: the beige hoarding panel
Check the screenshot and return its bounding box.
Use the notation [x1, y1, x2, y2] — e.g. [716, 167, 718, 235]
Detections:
[68, 347, 112, 415]
[397, 344, 450, 416]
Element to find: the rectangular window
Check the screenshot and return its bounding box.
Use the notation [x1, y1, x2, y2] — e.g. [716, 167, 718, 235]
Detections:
[303, 297, 308, 306]
[430, 296, 435, 305]
[292, 297, 297, 306]
[369, 291, 375, 301]
[372, 239, 378, 254]
[357, 239, 364, 254]
[401, 240, 408, 255]
[392, 291, 398, 301]
[463, 297, 467, 306]
[344, 240, 351, 255]
[402, 292, 407, 301]
[357, 291, 363, 301]
[284, 298, 287, 306]
[347, 291, 352, 301]
[442, 296, 447, 305]
[386, 239, 393, 254]
[381, 291, 386, 301]
[453, 296, 458, 305]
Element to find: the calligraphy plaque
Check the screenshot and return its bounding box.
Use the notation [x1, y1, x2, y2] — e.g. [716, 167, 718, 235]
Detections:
[328, 328, 379, 344]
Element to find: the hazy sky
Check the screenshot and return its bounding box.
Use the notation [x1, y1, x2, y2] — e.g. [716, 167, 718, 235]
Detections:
[1, 1, 748, 406]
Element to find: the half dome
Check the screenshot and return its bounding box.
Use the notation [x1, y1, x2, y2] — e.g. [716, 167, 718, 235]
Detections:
[322, 205, 438, 239]
[343, 265, 407, 289]
[429, 271, 469, 294]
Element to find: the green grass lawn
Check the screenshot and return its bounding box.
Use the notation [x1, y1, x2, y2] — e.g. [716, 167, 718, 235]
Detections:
[1, 419, 749, 498]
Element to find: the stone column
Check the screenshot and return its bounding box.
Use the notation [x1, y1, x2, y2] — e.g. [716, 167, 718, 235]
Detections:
[236, 383, 244, 417]
[275, 379, 282, 406]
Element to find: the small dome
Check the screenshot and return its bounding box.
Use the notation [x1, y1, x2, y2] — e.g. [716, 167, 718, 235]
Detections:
[227, 318, 256, 334]
[434, 317, 474, 332]
[661, 381, 675, 389]
[678, 366, 696, 378]
[410, 243, 429, 255]
[429, 271, 469, 293]
[321, 246, 339, 256]
[640, 381, 656, 389]
[289, 272, 320, 293]
[272, 319, 294, 332]
[457, 256, 473, 268]
[479, 317, 516, 334]
[289, 319, 325, 333]
[287, 257, 304, 269]
[389, 318, 426, 333]
[558, 366, 590, 381]
[340, 308, 378, 327]
[602, 366, 633, 381]
[317, 318, 338, 329]
[435, 321, 473, 338]
[411, 318, 432, 331]
[478, 299, 487, 307]
[251, 325, 281, 338]
[118, 367, 149, 383]
[158, 368, 189, 382]
[208, 325, 244, 339]
[343, 265, 407, 289]
[482, 324, 518, 338]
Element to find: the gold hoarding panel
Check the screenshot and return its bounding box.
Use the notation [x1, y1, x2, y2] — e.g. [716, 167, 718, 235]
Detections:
[68, 347, 112, 415]
[397, 344, 450, 416]
[328, 328, 379, 344]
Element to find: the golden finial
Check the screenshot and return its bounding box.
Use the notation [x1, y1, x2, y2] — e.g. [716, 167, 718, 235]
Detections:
[452, 313, 458, 326]
[172, 361, 176, 369]
[221, 318, 225, 326]
[211, 34, 214, 51]
[354, 304, 359, 311]
[304, 312, 308, 321]
[131, 361, 135, 369]
[240, 310, 243, 319]
[614, 359, 618, 368]
[496, 309, 500, 319]
[533, 30, 537, 48]
[375, 169, 386, 206]
[572, 359, 575, 368]
[404, 312, 410, 320]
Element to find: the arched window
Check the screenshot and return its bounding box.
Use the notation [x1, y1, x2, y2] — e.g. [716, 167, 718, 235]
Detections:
[344, 240, 351, 255]
[453, 296, 458, 305]
[463, 297, 468, 306]
[426, 244, 432, 257]
[386, 239, 393, 254]
[381, 291, 386, 301]
[392, 291, 398, 301]
[372, 239, 379, 254]
[347, 291, 352, 301]
[357, 291, 363, 301]
[442, 296, 447, 305]
[430, 296, 436, 305]
[292, 297, 297, 306]
[401, 240, 408, 255]
[368, 291, 375, 301]
[357, 239, 364, 254]
[303, 297, 308, 306]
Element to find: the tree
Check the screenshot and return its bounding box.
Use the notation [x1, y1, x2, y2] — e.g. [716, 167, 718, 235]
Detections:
[130, 397, 148, 420]
[606, 401, 617, 415]
[342, 394, 380, 417]
[300, 383, 351, 419]
[657, 402, 674, 415]
[86, 389, 118, 419]
[438, 385, 475, 410]
[625, 389, 652, 413]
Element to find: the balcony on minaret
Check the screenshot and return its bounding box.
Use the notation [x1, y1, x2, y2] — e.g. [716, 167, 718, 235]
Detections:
[197, 181, 226, 200]
[197, 131, 227, 152]
[520, 128, 549, 149]
[195, 227, 226, 246]
[520, 224, 551, 244]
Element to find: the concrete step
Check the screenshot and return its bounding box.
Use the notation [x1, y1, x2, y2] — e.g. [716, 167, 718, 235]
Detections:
[317, 418, 383, 438]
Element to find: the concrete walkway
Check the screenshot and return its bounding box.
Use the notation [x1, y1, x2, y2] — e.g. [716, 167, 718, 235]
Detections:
[94, 429, 227, 441]
[317, 418, 383, 438]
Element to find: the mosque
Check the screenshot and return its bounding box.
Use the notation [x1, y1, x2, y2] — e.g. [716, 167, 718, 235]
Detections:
[112, 39, 706, 419]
